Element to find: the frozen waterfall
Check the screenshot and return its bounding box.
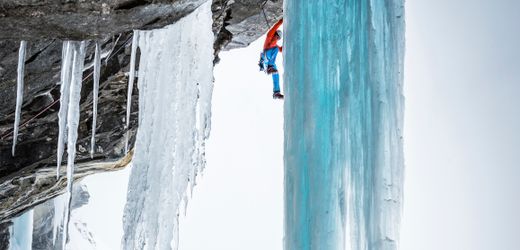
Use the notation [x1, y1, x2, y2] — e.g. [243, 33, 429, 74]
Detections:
[122, 1, 214, 249]
[283, 0, 405, 249]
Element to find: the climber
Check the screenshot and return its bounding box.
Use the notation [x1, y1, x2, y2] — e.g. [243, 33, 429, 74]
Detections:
[258, 18, 284, 99]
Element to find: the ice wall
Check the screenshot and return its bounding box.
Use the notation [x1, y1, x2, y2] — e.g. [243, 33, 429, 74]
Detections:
[122, 1, 214, 249]
[283, 1, 405, 249]
[9, 209, 33, 250]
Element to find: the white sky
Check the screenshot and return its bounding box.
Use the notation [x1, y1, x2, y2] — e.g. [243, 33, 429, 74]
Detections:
[178, 36, 284, 250]
[402, 1, 520, 250]
[70, 1, 520, 249]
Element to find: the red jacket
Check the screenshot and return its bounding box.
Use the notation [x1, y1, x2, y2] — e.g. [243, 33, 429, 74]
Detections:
[263, 19, 283, 51]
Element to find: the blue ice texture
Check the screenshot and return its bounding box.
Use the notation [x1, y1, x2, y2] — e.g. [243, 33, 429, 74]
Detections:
[9, 209, 33, 250]
[283, 0, 405, 249]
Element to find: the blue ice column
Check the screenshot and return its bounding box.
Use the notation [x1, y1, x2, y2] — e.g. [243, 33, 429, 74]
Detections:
[9, 209, 34, 250]
[283, 1, 405, 250]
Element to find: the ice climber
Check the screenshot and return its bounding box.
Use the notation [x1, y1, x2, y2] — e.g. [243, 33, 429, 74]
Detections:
[259, 18, 284, 99]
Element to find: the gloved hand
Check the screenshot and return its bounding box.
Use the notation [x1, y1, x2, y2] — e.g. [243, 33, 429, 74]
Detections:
[258, 52, 265, 71]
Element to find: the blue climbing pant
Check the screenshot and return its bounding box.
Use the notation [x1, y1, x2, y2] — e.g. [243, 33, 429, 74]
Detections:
[264, 47, 280, 93]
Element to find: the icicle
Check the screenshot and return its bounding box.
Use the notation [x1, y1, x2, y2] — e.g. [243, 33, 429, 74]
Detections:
[90, 42, 101, 158]
[12, 41, 27, 156]
[122, 2, 214, 248]
[56, 41, 74, 179]
[125, 30, 139, 154]
[52, 194, 66, 247]
[52, 41, 76, 248]
[61, 41, 86, 250]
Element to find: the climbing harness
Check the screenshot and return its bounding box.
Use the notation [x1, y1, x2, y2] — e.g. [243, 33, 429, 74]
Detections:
[258, 0, 272, 72]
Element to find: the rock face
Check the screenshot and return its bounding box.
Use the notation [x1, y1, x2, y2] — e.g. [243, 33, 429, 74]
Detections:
[0, 0, 282, 222]
[0, 152, 132, 223]
[212, 0, 283, 62]
[214, 0, 283, 50]
[0, 36, 138, 179]
[0, 222, 11, 250]
[0, 0, 208, 40]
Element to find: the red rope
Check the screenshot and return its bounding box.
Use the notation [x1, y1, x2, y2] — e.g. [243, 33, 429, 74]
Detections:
[1, 71, 94, 140]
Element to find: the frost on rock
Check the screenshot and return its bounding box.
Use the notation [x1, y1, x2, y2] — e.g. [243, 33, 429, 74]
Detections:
[52, 41, 87, 250]
[283, 1, 405, 250]
[122, 1, 214, 249]
[12, 40, 27, 156]
[90, 42, 101, 158]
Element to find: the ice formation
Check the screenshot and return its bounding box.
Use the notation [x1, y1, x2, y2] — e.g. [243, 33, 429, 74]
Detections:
[52, 41, 87, 249]
[122, 1, 214, 249]
[283, 1, 405, 249]
[62, 41, 86, 249]
[53, 194, 66, 245]
[56, 41, 73, 179]
[9, 209, 33, 250]
[12, 40, 27, 156]
[125, 30, 140, 154]
[90, 42, 101, 158]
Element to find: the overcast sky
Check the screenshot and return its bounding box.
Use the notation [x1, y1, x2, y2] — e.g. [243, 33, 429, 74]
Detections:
[178, 36, 285, 250]
[402, 0, 520, 249]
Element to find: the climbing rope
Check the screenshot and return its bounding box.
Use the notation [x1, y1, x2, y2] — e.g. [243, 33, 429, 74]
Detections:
[106, 34, 133, 63]
[0, 70, 94, 141]
[261, 0, 271, 28]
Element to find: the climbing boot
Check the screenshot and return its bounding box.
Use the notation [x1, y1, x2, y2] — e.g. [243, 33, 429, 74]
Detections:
[273, 92, 284, 100]
[266, 65, 278, 74]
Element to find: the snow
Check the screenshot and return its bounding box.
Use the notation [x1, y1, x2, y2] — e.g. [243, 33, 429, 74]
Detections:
[283, 1, 405, 249]
[125, 30, 140, 154]
[69, 167, 131, 249]
[90, 42, 101, 158]
[65, 218, 98, 250]
[122, 1, 214, 249]
[12, 40, 27, 156]
[9, 209, 33, 250]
